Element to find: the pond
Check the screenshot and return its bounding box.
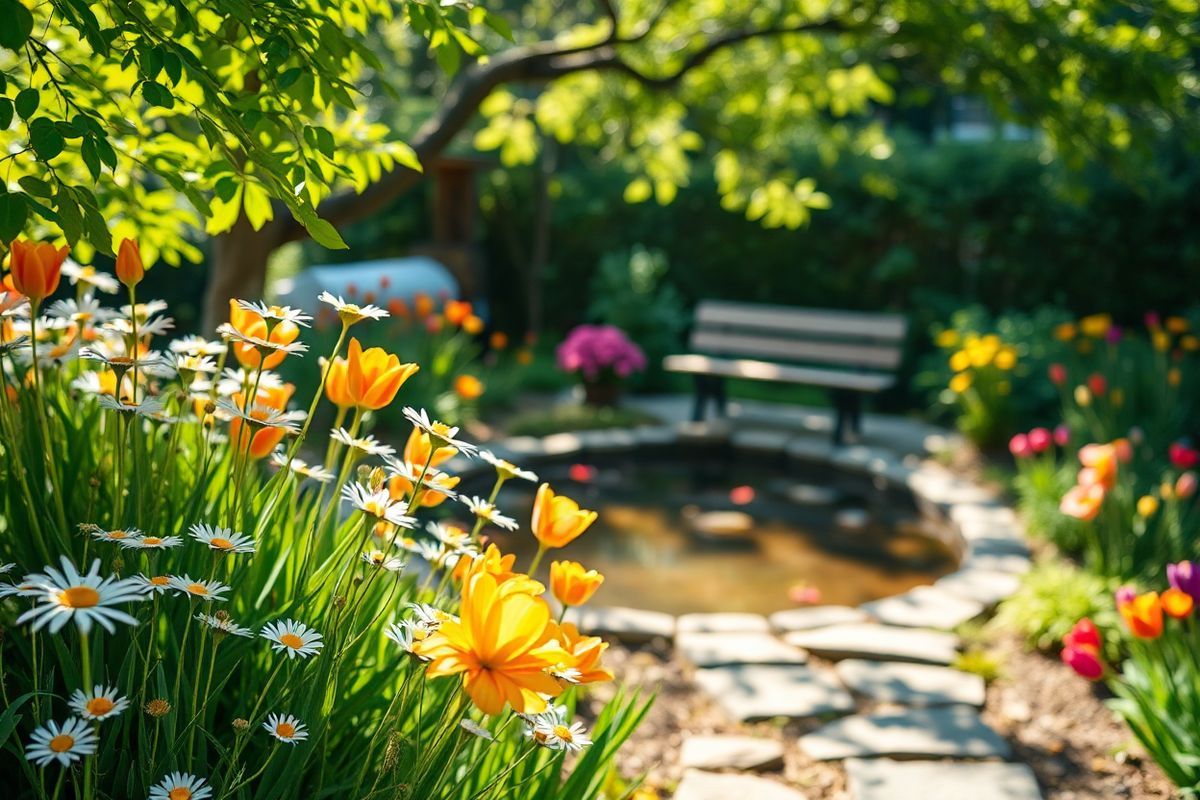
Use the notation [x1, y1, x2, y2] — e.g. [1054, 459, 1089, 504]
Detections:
[458, 447, 960, 615]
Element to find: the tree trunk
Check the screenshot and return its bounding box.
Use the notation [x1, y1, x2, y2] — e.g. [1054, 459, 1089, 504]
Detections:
[202, 214, 282, 331]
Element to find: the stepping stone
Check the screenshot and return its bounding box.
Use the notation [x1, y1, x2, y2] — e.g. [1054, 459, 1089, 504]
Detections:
[935, 568, 1022, 606]
[782, 482, 840, 506]
[800, 706, 1011, 760]
[845, 759, 1042, 800]
[677, 612, 771, 634]
[680, 735, 785, 771]
[575, 606, 675, 643]
[675, 770, 807, 800]
[965, 551, 1032, 574]
[733, 429, 791, 454]
[861, 586, 985, 630]
[784, 624, 959, 664]
[677, 631, 807, 667]
[769, 605, 870, 633]
[785, 436, 834, 464]
[834, 659, 986, 707]
[694, 664, 854, 722]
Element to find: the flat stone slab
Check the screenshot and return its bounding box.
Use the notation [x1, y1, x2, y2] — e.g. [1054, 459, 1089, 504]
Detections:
[834, 659, 986, 707]
[846, 759, 1042, 800]
[784, 624, 959, 664]
[675, 770, 807, 800]
[680, 735, 786, 771]
[732, 429, 791, 453]
[574, 606, 675, 643]
[677, 612, 771, 634]
[694, 664, 854, 722]
[800, 706, 1011, 760]
[769, 606, 870, 633]
[861, 586, 985, 630]
[779, 482, 840, 506]
[935, 568, 1023, 606]
[678, 631, 807, 667]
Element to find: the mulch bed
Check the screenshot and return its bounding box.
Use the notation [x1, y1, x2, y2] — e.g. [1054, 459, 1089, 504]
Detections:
[583, 629, 1173, 799]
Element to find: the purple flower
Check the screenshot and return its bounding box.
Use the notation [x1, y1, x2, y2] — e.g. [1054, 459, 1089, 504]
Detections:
[1115, 585, 1137, 607]
[555, 324, 646, 381]
[1168, 561, 1200, 601]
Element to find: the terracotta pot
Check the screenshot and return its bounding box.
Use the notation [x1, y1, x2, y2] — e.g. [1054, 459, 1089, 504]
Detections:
[583, 380, 622, 408]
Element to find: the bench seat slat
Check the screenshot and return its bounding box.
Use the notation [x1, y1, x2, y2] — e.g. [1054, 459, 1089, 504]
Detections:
[696, 300, 907, 341]
[690, 330, 902, 370]
[663, 354, 894, 392]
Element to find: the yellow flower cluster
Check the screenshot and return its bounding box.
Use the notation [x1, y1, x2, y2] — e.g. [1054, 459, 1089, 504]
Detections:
[937, 330, 1017, 394]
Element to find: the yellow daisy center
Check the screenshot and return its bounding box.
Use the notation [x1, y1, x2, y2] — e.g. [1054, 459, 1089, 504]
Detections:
[150, 576, 170, 586]
[109, 530, 128, 539]
[169, 788, 193, 800]
[86, 697, 115, 716]
[187, 583, 209, 595]
[142, 537, 163, 546]
[276, 722, 296, 738]
[553, 725, 573, 742]
[365, 501, 388, 517]
[370, 553, 384, 564]
[432, 422, 452, 437]
[211, 537, 234, 550]
[59, 586, 100, 608]
[279, 633, 305, 649]
[110, 356, 133, 366]
[49, 733, 75, 752]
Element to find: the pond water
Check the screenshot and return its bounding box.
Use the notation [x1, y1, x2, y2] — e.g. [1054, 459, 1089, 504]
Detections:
[459, 448, 960, 616]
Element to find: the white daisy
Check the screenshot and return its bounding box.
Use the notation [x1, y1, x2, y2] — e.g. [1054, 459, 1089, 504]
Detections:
[69, 685, 129, 721]
[426, 521, 473, 549]
[532, 719, 592, 752]
[16, 557, 146, 634]
[341, 483, 417, 528]
[0, 289, 29, 317]
[383, 619, 430, 660]
[97, 394, 166, 417]
[384, 458, 459, 500]
[270, 453, 334, 483]
[215, 323, 309, 357]
[189, 523, 256, 555]
[47, 295, 117, 326]
[408, 602, 455, 629]
[0, 578, 42, 598]
[25, 717, 99, 767]
[118, 534, 184, 550]
[459, 496, 518, 531]
[0, 563, 14, 575]
[133, 574, 173, 595]
[479, 450, 538, 482]
[215, 398, 305, 433]
[262, 712, 309, 744]
[401, 406, 478, 457]
[261, 619, 323, 659]
[195, 612, 254, 638]
[104, 313, 175, 339]
[174, 353, 219, 376]
[330, 427, 396, 458]
[166, 576, 231, 602]
[318, 291, 389, 324]
[361, 550, 406, 572]
[78, 523, 139, 543]
[550, 665, 583, 684]
[120, 299, 169, 319]
[216, 367, 284, 397]
[62, 260, 119, 294]
[170, 335, 227, 357]
[148, 772, 212, 800]
[236, 300, 312, 328]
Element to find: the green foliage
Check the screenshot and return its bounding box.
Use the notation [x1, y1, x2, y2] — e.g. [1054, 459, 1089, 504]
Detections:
[951, 647, 1005, 683]
[993, 559, 1120, 656]
[1013, 457, 1087, 553]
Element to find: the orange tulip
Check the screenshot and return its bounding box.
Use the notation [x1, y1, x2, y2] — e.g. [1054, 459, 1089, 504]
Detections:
[444, 299, 472, 326]
[1060, 483, 1106, 521]
[345, 337, 418, 410]
[403, 426, 457, 469]
[388, 468, 460, 508]
[1162, 587, 1194, 620]
[550, 621, 613, 684]
[531, 483, 597, 549]
[1078, 443, 1119, 489]
[1120, 592, 1164, 639]
[323, 356, 354, 409]
[454, 374, 484, 400]
[228, 384, 294, 460]
[227, 299, 300, 370]
[490, 331, 509, 350]
[115, 238, 144, 287]
[414, 292, 434, 319]
[550, 560, 604, 607]
[463, 315, 484, 335]
[9, 239, 68, 304]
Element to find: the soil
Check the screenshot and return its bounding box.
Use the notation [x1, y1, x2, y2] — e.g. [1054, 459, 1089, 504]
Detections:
[582, 629, 1174, 799]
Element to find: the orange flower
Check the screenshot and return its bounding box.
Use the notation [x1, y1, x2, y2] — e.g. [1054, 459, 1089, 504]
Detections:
[228, 384, 294, 460]
[1162, 587, 1194, 620]
[1060, 483, 1106, 521]
[454, 374, 484, 400]
[115, 238, 144, 287]
[444, 299, 473, 326]
[227, 300, 300, 370]
[490, 331, 509, 350]
[414, 292, 434, 320]
[550, 561, 604, 607]
[550, 621, 613, 684]
[463, 315, 484, 335]
[532, 483, 597, 549]
[1078, 443, 1120, 489]
[1120, 592, 1164, 639]
[323, 356, 353, 409]
[8, 239, 68, 304]
[453, 543, 545, 595]
[345, 337, 418, 410]
[516, 348, 534, 365]
[388, 468, 459, 508]
[417, 570, 565, 715]
[403, 427, 457, 469]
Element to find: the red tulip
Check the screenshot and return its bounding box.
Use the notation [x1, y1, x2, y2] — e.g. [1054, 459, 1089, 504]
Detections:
[1169, 442, 1200, 470]
[1048, 363, 1067, 385]
[1027, 427, 1052, 453]
[1061, 643, 1104, 681]
[1009, 433, 1033, 459]
[1064, 617, 1101, 650]
[1087, 373, 1108, 396]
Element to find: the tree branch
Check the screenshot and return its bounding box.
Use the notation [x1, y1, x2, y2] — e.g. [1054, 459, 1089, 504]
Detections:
[274, 16, 845, 243]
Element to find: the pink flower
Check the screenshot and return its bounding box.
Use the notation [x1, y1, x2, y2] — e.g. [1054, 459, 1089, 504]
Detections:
[1053, 424, 1071, 447]
[1177, 472, 1198, 499]
[1027, 427, 1052, 453]
[1105, 326, 1122, 345]
[1168, 561, 1200, 602]
[1115, 585, 1137, 608]
[556, 324, 646, 381]
[1145, 311, 1161, 329]
[1009, 433, 1033, 459]
[1061, 643, 1104, 681]
[1048, 363, 1067, 385]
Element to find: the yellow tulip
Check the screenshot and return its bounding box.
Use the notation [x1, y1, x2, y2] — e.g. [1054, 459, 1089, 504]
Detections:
[345, 337, 419, 410]
[948, 372, 972, 394]
[531, 483, 597, 549]
[550, 561, 604, 607]
[1136, 495, 1159, 517]
[948, 350, 971, 372]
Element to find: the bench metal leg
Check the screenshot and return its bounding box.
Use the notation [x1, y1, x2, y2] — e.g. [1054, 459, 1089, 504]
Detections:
[712, 376, 728, 417]
[831, 390, 862, 446]
[691, 375, 710, 422]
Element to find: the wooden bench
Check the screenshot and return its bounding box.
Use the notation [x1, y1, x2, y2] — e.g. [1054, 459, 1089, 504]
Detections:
[663, 300, 908, 444]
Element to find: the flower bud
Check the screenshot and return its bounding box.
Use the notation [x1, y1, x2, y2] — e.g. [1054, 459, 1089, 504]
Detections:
[115, 238, 145, 287]
[145, 698, 171, 718]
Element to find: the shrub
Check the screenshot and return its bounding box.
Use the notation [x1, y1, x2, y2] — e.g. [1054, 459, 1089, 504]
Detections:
[993, 560, 1120, 657]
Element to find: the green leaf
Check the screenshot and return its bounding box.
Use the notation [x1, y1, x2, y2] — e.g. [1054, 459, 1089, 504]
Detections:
[55, 190, 82, 242]
[0, 192, 28, 241]
[483, 10, 514, 41]
[294, 204, 346, 250]
[94, 136, 117, 169]
[81, 137, 102, 181]
[0, 0, 34, 51]
[81, 204, 111, 253]
[17, 176, 52, 197]
[141, 80, 174, 108]
[28, 117, 64, 160]
[0, 98, 12, 130]
[15, 88, 39, 119]
[278, 67, 303, 90]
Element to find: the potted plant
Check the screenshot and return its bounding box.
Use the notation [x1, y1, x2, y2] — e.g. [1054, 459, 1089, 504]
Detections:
[556, 324, 647, 407]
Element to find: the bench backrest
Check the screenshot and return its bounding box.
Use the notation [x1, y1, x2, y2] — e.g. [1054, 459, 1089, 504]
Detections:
[688, 300, 908, 371]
